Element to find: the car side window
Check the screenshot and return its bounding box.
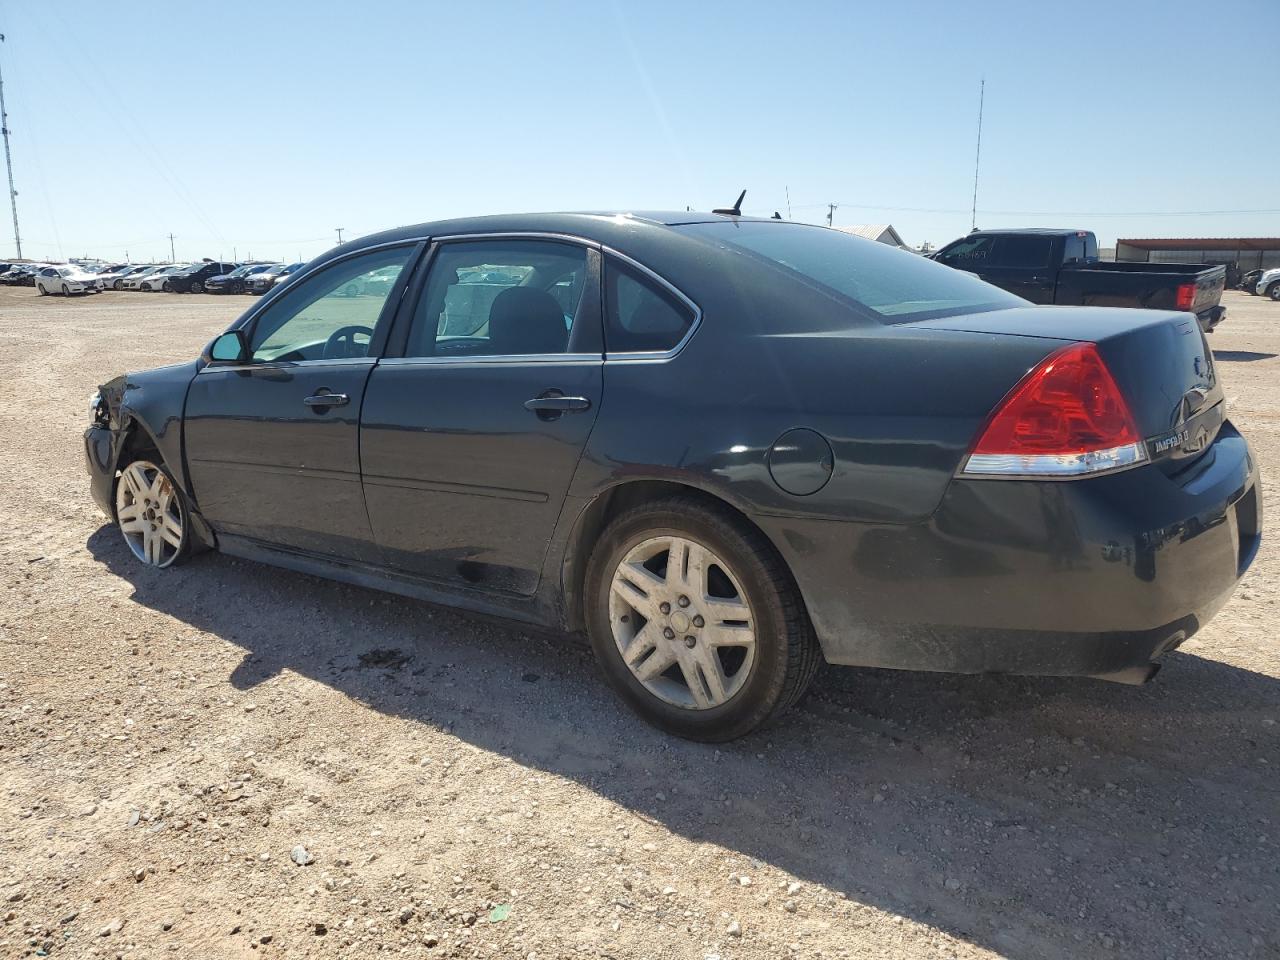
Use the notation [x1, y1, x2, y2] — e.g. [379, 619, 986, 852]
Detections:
[603, 259, 695, 354]
[937, 236, 994, 266]
[247, 246, 414, 363]
[991, 236, 1053, 269]
[404, 240, 588, 358]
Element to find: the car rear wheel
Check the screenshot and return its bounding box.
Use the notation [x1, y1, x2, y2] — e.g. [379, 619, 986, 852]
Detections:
[585, 497, 820, 741]
[115, 459, 191, 568]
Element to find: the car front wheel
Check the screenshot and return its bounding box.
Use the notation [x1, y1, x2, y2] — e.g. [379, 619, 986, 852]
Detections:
[1268, 282, 1280, 301]
[585, 497, 820, 741]
[190, 280, 204, 294]
[115, 459, 191, 568]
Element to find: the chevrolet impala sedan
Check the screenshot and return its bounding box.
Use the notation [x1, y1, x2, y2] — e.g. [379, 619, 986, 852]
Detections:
[84, 212, 1262, 740]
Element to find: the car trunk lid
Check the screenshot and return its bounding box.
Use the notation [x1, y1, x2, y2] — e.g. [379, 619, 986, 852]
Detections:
[911, 306, 1224, 472]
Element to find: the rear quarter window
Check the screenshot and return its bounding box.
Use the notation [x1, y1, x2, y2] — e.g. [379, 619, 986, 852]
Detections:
[604, 259, 696, 354]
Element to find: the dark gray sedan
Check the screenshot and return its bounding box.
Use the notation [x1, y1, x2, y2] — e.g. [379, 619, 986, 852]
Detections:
[84, 212, 1261, 740]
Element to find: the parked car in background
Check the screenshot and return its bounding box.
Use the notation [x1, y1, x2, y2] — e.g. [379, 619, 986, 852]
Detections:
[205, 263, 279, 295]
[121, 265, 168, 291]
[1255, 267, 1280, 300]
[85, 212, 1260, 740]
[96, 264, 145, 289]
[138, 265, 190, 292]
[339, 264, 401, 298]
[246, 261, 303, 294]
[36, 264, 101, 296]
[933, 229, 1228, 332]
[166, 261, 239, 294]
[1240, 268, 1263, 293]
[1, 264, 38, 286]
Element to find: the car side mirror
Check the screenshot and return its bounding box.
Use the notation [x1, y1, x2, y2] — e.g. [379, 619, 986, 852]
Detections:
[207, 330, 248, 363]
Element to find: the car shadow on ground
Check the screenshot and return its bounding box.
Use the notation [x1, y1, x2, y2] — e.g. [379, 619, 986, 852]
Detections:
[1212, 350, 1277, 362]
[86, 526, 1279, 960]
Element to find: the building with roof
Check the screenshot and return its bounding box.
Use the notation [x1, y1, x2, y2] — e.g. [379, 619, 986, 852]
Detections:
[832, 224, 907, 248]
[1115, 237, 1280, 272]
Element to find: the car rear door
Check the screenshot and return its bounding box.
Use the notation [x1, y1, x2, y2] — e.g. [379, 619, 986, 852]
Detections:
[183, 243, 421, 561]
[359, 236, 602, 595]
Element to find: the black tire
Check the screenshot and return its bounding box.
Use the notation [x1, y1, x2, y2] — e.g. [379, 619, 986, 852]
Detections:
[230, 279, 243, 294]
[37, 283, 47, 296]
[584, 496, 820, 741]
[190, 279, 204, 294]
[1268, 282, 1280, 302]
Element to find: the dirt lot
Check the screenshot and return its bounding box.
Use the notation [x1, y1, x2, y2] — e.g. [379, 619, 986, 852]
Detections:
[1, 286, 1277, 960]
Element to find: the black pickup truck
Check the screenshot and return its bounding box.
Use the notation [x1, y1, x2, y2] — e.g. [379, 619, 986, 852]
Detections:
[933, 229, 1227, 332]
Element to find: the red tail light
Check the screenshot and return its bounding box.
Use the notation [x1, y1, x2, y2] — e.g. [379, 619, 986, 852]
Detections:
[963, 342, 1147, 478]
[1175, 282, 1196, 311]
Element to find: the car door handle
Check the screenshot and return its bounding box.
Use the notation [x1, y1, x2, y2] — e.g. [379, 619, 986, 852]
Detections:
[524, 395, 591, 413]
[304, 391, 349, 408]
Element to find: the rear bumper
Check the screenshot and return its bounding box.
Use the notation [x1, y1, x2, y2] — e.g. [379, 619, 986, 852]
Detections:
[1197, 304, 1226, 332]
[762, 421, 1261, 681]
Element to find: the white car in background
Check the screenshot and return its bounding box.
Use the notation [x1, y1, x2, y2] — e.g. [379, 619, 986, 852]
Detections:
[1256, 268, 1280, 301]
[35, 265, 101, 296]
[139, 264, 191, 291]
[96, 264, 146, 289]
[120, 265, 169, 291]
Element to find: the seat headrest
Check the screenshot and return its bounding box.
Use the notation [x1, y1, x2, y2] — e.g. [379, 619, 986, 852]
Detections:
[487, 287, 567, 355]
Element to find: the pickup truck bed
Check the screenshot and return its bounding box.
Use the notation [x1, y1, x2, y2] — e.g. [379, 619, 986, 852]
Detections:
[933, 229, 1227, 332]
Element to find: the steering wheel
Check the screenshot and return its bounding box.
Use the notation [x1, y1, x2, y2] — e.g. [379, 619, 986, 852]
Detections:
[322, 325, 374, 360]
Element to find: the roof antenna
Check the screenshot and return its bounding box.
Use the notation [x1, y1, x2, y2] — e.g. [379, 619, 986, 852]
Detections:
[771, 211, 782, 220]
[713, 189, 746, 217]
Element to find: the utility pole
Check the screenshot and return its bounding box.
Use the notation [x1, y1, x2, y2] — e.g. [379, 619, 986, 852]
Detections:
[0, 34, 22, 260]
[826, 203, 838, 227]
[971, 77, 985, 232]
[335, 227, 344, 244]
[168, 233, 176, 263]
[785, 185, 792, 220]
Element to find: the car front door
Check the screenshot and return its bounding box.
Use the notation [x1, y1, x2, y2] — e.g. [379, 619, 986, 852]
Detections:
[360, 237, 602, 595]
[184, 243, 420, 561]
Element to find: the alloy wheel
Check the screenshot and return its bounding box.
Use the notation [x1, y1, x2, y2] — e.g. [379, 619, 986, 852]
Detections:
[191, 280, 203, 294]
[608, 535, 757, 710]
[115, 460, 185, 568]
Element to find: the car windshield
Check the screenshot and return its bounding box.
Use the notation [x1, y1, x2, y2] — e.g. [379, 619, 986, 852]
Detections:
[677, 220, 1024, 324]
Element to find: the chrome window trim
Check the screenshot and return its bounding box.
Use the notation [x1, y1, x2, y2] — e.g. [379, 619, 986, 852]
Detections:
[198, 357, 378, 375]
[600, 246, 702, 362]
[378, 354, 602, 367]
[431, 231, 601, 249]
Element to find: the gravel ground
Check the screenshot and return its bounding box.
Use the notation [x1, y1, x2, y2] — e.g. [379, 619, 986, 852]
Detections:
[1, 287, 1277, 960]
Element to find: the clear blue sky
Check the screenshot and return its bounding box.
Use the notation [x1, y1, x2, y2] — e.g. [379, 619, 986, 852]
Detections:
[3, 0, 1277, 263]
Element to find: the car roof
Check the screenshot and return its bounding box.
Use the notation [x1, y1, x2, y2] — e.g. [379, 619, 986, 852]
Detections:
[968, 228, 1090, 237]
[345, 211, 762, 250]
